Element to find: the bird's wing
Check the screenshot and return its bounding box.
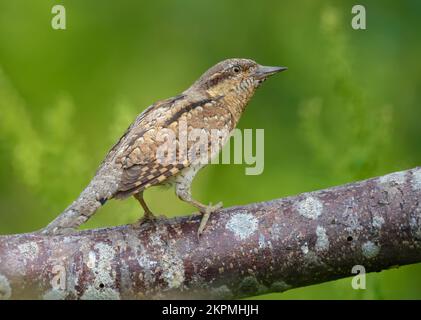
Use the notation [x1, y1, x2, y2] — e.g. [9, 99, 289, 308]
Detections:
[112, 94, 230, 199]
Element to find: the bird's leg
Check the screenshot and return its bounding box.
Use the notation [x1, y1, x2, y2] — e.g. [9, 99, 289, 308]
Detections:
[175, 169, 222, 237]
[192, 199, 223, 238]
[133, 191, 157, 225]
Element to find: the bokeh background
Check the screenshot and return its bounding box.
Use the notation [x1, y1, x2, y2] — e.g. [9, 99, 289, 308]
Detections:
[1, 0, 420, 299]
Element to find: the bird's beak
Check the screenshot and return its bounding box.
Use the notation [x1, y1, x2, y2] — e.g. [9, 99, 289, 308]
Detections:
[254, 65, 287, 80]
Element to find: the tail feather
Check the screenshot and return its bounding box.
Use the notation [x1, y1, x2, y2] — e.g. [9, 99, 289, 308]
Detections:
[39, 178, 112, 235]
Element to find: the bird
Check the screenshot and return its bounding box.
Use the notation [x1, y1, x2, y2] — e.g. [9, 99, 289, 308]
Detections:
[40, 58, 287, 237]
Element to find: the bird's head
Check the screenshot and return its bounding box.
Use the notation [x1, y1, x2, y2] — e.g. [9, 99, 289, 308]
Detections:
[191, 58, 287, 100]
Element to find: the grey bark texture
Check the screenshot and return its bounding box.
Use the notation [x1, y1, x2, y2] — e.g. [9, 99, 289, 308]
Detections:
[1, 167, 421, 300]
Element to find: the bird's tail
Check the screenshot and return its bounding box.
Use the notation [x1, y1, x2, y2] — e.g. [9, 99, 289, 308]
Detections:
[39, 176, 112, 235]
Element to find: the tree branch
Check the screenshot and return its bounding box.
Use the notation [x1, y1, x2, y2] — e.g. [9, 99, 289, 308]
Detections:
[1, 167, 421, 299]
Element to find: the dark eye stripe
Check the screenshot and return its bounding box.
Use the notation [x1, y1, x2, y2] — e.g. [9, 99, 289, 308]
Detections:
[203, 63, 251, 89]
[204, 72, 227, 88]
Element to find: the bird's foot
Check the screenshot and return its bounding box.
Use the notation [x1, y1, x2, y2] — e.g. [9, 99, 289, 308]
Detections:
[133, 211, 164, 228]
[197, 201, 223, 239]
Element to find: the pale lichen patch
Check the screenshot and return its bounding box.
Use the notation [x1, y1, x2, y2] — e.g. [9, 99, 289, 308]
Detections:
[161, 252, 185, 290]
[296, 196, 323, 219]
[80, 285, 120, 300]
[301, 242, 309, 255]
[378, 171, 406, 185]
[412, 168, 421, 191]
[137, 253, 158, 289]
[258, 233, 265, 249]
[18, 241, 39, 261]
[93, 243, 116, 287]
[315, 226, 329, 252]
[343, 205, 363, 239]
[81, 242, 120, 300]
[86, 251, 96, 269]
[372, 215, 385, 230]
[0, 274, 11, 300]
[409, 204, 421, 241]
[43, 288, 68, 300]
[303, 250, 325, 267]
[136, 230, 185, 290]
[258, 233, 272, 249]
[226, 212, 258, 240]
[269, 223, 283, 240]
[362, 241, 380, 259]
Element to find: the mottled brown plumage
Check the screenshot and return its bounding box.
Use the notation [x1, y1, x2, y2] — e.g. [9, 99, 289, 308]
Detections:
[41, 58, 286, 236]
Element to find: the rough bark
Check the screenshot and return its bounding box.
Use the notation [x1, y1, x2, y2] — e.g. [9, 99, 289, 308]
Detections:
[1, 167, 421, 300]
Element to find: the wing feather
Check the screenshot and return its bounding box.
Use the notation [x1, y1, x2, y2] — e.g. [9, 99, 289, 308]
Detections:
[111, 93, 230, 199]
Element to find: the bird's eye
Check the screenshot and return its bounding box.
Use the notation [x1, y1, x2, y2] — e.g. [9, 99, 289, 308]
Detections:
[232, 66, 241, 73]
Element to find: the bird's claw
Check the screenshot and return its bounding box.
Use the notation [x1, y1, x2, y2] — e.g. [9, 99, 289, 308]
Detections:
[197, 201, 223, 239]
[133, 211, 164, 228]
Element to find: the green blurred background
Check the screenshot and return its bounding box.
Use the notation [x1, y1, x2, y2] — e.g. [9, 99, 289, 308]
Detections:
[1, 0, 420, 299]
